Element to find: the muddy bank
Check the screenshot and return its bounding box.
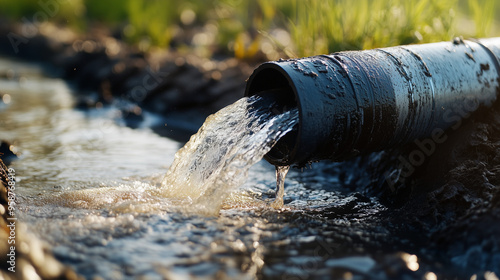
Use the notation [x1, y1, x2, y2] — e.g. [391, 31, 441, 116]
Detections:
[353, 96, 500, 275]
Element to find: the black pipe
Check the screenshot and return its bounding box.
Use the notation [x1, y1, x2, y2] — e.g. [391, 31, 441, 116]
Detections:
[245, 38, 500, 166]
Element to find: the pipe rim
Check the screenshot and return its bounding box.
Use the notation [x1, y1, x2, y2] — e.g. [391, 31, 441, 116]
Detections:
[244, 62, 303, 166]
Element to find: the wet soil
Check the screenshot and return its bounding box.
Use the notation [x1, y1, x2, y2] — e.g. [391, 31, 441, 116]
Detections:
[348, 96, 500, 276]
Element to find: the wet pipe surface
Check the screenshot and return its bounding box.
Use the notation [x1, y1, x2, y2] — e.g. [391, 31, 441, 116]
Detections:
[246, 38, 500, 167]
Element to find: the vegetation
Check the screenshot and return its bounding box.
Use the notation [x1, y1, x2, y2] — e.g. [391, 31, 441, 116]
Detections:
[0, 0, 498, 59]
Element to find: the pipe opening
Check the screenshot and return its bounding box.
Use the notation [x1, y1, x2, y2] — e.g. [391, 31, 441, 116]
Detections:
[245, 66, 299, 165]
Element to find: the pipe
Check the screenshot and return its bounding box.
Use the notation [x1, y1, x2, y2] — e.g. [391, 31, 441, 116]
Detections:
[245, 38, 500, 166]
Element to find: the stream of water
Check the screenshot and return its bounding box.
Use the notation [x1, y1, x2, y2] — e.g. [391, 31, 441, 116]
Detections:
[1, 57, 460, 279]
[161, 95, 298, 215]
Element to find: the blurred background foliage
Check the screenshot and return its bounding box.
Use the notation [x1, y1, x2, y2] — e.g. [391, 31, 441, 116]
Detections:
[0, 0, 498, 60]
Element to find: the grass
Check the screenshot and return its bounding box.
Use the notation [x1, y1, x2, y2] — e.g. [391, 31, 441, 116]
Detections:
[0, 0, 498, 59]
[283, 0, 458, 57]
[467, 0, 497, 37]
[124, 0, 178, 48]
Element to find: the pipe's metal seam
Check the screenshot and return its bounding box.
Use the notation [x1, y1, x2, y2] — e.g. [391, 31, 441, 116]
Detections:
[375, 49, 411, 81]
[471, 39, 500, 83]
[319, 54, 358, 154]
[400, 46, 437, 137]
[342, 52, 378, 145]
[428, 77, 437, 128]
[374, 48, 415, 144]
[331, 54, 367, 152]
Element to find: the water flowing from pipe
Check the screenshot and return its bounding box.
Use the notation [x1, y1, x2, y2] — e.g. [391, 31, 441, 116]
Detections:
[160, 95, 298, 215]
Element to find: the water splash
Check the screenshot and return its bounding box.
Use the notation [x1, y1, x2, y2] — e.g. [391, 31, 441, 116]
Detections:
[160, 95, 298, 215]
